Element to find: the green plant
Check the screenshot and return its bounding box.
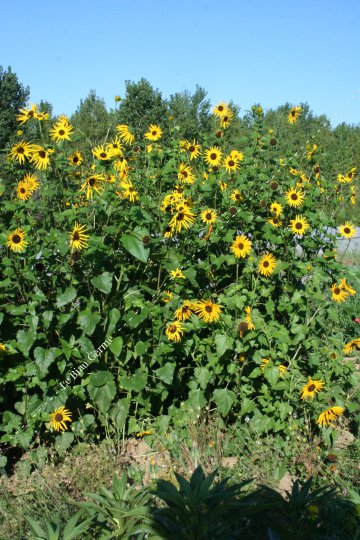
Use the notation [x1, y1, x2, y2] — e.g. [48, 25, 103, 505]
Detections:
[25, 511, 92, 540]
[151, 465, 253, 539]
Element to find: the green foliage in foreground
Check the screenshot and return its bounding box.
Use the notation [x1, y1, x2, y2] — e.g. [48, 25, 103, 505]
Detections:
[25, 467, 360, 540]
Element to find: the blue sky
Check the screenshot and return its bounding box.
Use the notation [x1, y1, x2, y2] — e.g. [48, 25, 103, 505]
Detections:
[1, 0, 359, 126]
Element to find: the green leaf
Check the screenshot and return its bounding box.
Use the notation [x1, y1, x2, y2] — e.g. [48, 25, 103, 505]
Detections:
[155, 363, 175, 384]
[89, 371, 113, 387]
[121, 232, 149, 263]
[34, 347, 58, 378]
[212, 388, 236, 416]
[16, 329, 36, 355]
[56, 286, 77, 308]
[109, 336, 123, 357]
[91, 271, 113, 294]
[264, 366, 280, 387]
[106, 308, 120, 337]
[194, 367, 211, 390]
[55, 432, 74, 454]
[215, 334, 234, 358]
[77, 309, 100, 336]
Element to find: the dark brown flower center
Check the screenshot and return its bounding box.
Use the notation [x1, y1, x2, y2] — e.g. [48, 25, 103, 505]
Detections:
[89, 178, 96, 186]
[210, 153, 217, 160]
[55, 413, 64, 422]
[315, 166, 320, 173]
[17, 146, 25, 154]
[177, 212, 184, 221]
[206, 213, 212, 220]
[228, 160, 235, 167]
[295, 222, 302, 230]
[181, 170, 188, 178]
[205, 305, 213, 313]
[291, 193, 298, 200]
[73, 156, 79, 163]
[59, 129, 65, 136]
[168, 325, 176, 333]
[334, 288, 340, 295]
[12, 234, 21, 244]
[270, 182, 278, 190]
[189, 145, 195, 152]
[308, 384, 315, 392]
[73, 232, 80, 241]
[100, 152, 107, 158]
[20, 188, 25, 194]
[39, 150, 46, 158]
[218, 106, 224, 111]
[344, 227, 350, 234]
[263, 261, 269, 267]
[152, 130, 157, 136]
[238, 243, 244, 249]
[235, 194, 241, 201]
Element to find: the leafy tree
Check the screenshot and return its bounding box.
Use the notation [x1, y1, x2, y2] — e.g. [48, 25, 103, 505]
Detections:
[0, 65, 29, 148]
[167, 86, 212, 139]
[113, 78, 168, 135]
[71, 90, 110, 148]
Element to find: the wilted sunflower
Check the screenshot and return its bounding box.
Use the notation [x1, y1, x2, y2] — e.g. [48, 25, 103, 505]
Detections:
[338, 222, 356, 239]
[307, 144, 318, 160]
[231, 235, 252, 259]
[92, 145, 114, 161]
[331, 283, 349, 303]
[144, 124, 162, 141]
[201, 209, 217, 225]
[219, 180, 228, 191]
[223, 154, 240, 174]
[50, 121, 74, 143]
[169, 207, 196, 233]
[70, 222, 90, 252]
[165, 321, 184, 342]
[16, 181, 31, 201]
[174, 300, 194, 321]
[68, 151, 83, 166]
[16, 103, 37, 124]
[220, 109, 234, 129]
[300, 378, 324, 399]
[212, 101, 228, 117]
[290, 215, 310, 236]
[116, 124, 135, 145]
[162, 290, 174, 303]
[288, 106, 301, 124]
[285, 188, 304, 208]
[106, 137, 123, 156]
[204, 147, 223, 167]
[49, 406, 72, 431]
[194, 299, 221, 323]
[229, 150, 244, 161]
[230, 189, 243, 204]
[170, 268, 185, 279]
[343, 338, 360, 354]
[186, 140, 201, 160]
[339, 278, 356, 296]
[34, 110, 50, 121]
[7, 228, 28, 253]
[29, 145, 54, 170]
[178, 163, 195, 184]
[8, 140, 33, 164]
[80, 174, 107, 199]
[245, 306, 255, 330]
[270, 202, 283, 216]
[259, 253, 277, 276]
[317, 406, 344, 428]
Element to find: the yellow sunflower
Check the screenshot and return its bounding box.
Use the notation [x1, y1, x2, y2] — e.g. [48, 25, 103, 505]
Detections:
[116, 124, 135, 145]
[245, 306, 255, 330]
[169, 207, 196, 233]
[8, 140, 33, 164]
[267, 217, 282, 228]
[307, 144, 318, 160]
[201, 209, 217, 225]
[331, 283, 349, 303]
[289, 215, 310, 236]
[68, 152, 83, 167]
[204, 147, 223, 167]
[259, 253, 277, 276]
[223, 154, 240, 174]
[220, 109, 234, 129]
[174, 300, 194, 321]
[285, 188, 304, 208]
[16, 103, 37, 124]
[69, 222, 90, 252]
[178, 163, 195, 184]
[193, 299, 221, 323]
[317, 406, 344, 428]
[170, 268, 185, 279]
[50, 121, 74, 143]
[339, 222, 356, 239]
[300, 378, 324, 399]
[162, 290, 174, 303]
[229, 150, 244, 161]
[270, 202, 283, 216]
[230, 189, 243, 204]
[186, 140, 201, 160]
[49, 406, 72, 431]
[106, 137, 123, 157]
[80, 174, 107, 199]
[29, 145, 54, 170]
[343, 338, 360, 354]
[288, 106, 301, 124]
[7, 228, 28, 253]
[92, 145, 114, 161]
[145, 124, 162, 141]
[219, 180, 228, 191]
[117, 179, 139, 203]
[231, 235, 252, 259]
[0, 343, 7, 353]
[16, 181, 31, 201]
[339, 278, 356, 296]
[165, 321, 184, 342]
[212, 102, 228, 117]
[34, 110, 50, 121]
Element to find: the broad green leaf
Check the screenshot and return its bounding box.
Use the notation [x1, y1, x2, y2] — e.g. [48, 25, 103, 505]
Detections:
[215, 334, 234, 358]
[121, 233, 149, 263]
[16, 329, 36, 355]
[155, 363, 175, 385]
[212, 388, 236, 416]
[77, 309, 100, 336]
[56, 286, 77, 308]
[109, 336, 123, 356]
[91, 271, 113, 294]
[34, 347, 58, 378]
